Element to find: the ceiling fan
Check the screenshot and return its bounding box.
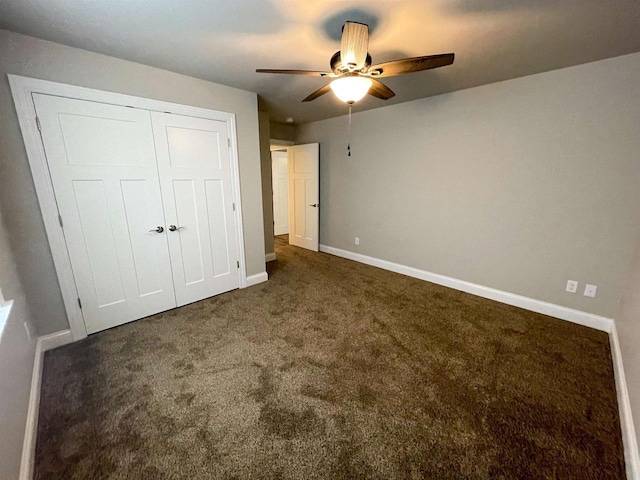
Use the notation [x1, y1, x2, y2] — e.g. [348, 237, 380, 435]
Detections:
[256, 21, 455, 104]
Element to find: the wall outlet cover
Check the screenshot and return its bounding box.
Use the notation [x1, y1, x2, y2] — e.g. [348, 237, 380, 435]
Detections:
[355, 237, 360, 245]
[566, 280, 578, 293]
[584, 284, 597, 298]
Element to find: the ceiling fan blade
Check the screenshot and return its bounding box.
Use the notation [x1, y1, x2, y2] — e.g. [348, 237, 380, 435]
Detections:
[341, 22, 369, 70]
[256, 69, 334, 77]
[368, 53, 455, 77]
[368, 79, 396, 100]
[302, 84, 332, 102]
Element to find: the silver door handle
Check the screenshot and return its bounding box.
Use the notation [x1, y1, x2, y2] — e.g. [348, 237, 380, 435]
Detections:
[149, 226, 164, 233]
[168, 225, 184, 231]
[309, 203, 319, 208]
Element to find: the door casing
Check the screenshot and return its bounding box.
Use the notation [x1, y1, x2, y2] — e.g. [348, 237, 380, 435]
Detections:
[9, 75, 248, 341]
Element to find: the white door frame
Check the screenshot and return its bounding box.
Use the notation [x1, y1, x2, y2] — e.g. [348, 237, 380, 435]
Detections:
[9, 75, 248, 341]
[270, 139, 294, 151]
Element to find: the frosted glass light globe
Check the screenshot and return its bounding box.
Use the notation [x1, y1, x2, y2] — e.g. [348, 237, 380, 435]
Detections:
[330, 76, 373, 104]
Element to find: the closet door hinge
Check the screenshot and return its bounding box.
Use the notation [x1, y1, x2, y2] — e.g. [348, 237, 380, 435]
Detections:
[58, 214, 64, 228]
[227, 138, 231, 148]
[232, 203, 236, 211]
[77, 298, 82, 309]
[237, 261, 240, 269]
[36, 116, 41, 131]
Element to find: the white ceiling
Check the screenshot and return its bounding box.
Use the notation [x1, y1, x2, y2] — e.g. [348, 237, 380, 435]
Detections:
[1, 0, 639, 124]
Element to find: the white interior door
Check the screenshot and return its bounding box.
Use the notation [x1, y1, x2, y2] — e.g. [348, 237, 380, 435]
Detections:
[151, 112, 240, 306]
[288, 143, 319, 251]
[271, 150, 289, 236]
[33, 94, 176, 334]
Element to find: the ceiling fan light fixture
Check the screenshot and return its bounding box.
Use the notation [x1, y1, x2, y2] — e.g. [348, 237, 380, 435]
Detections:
[330, 76, 373, 104]
[256, 21, 454, 105]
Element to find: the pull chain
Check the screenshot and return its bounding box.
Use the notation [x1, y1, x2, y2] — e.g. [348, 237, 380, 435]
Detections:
[347, 103, 352, 156]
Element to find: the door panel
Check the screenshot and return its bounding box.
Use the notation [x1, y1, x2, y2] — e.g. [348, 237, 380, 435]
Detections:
[271, 151, 289, 235]
[151, 112, 239, 306]
[294, 179, 306, 237]
[167, 126, 223, 169]
[204, 179, 232, 277]
[288, 144, 319, 251]
[305, 178, 316, 235]
[33, 94, 177, 334]
[73, 180, 125, 307]
[172, 179, 205, 285]
[120, 180, 166, 297]
[58, 113, 148, 167]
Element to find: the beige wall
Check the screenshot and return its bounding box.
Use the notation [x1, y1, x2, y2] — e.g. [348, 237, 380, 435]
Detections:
[0, 29, 265, 335]
[259, 112, 275, 256]
[296, 52, 640, 318]
[270, 122, 295, 142]
[0, 208, 37, 480]
[616, 235, 640, 447]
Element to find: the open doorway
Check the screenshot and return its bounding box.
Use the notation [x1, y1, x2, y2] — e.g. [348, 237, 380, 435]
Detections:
[270, 140, 293, 257]
[271, 149, 289, 236]
[269, 140, 320, 257]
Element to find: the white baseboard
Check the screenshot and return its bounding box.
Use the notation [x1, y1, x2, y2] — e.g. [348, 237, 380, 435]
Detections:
[246, 272, 268, 287]
[319, 245, 613, 332]
[610, 324, 640, 480]
[38, 329, 73, 352]
[265, 252, 276, 262]
[20, 330, 73, 480]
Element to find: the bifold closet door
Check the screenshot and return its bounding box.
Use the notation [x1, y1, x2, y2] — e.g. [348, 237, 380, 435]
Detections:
[151, 112, 240, 306]
[33, 94, 177, 334]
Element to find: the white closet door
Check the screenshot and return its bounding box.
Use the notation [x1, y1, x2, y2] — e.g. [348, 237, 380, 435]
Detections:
[151, 112, 240, 306]
[33, 94, 176, 334]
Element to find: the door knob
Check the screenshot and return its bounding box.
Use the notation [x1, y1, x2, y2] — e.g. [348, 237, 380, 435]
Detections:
[149, 226, 164, 233]
[168, 225, 184, 231]
[309, 203, 319, 208]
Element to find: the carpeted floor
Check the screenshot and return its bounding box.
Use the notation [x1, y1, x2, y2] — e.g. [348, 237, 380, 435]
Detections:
[35, 235, 625, 479]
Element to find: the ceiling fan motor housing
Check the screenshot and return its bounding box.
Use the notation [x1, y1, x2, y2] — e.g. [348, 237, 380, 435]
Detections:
[331, 51, 372, 74]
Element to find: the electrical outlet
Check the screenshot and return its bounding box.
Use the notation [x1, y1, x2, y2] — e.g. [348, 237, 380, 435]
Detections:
[566, 280, 578, 293]
[355, 237, 360, 246]
[584, 284, 597, 298]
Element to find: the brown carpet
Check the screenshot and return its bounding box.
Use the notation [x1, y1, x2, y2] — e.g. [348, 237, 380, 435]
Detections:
[34, 235, 625, 479]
